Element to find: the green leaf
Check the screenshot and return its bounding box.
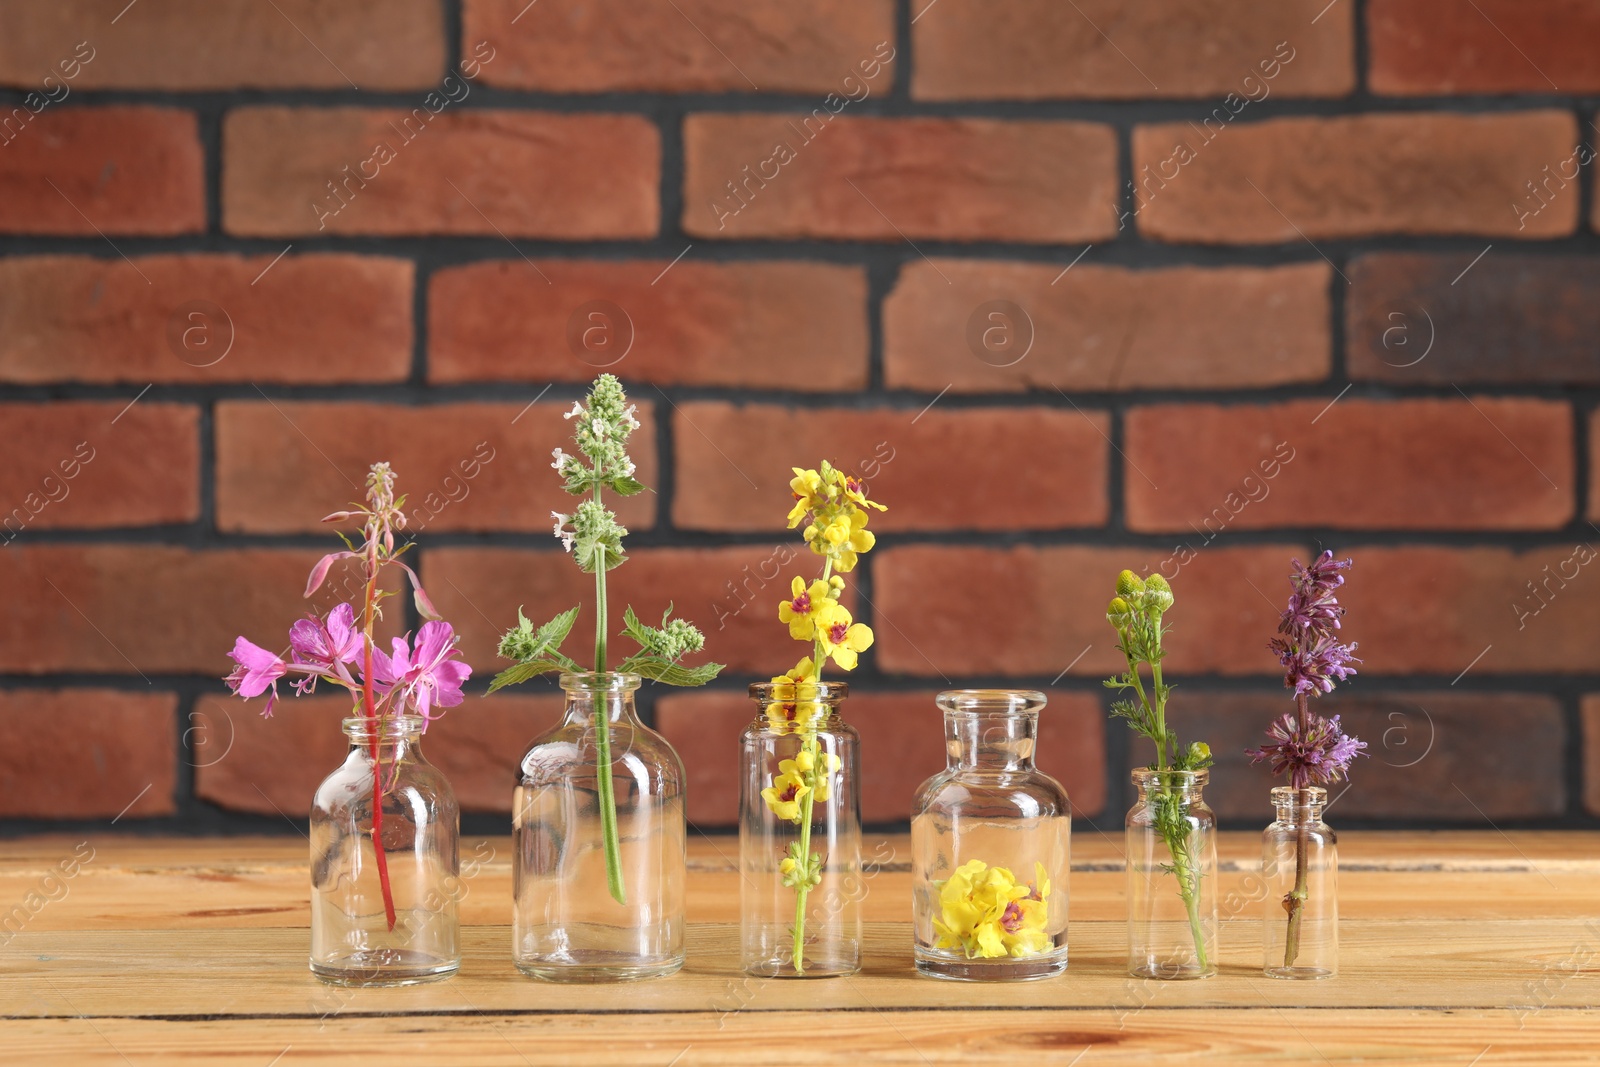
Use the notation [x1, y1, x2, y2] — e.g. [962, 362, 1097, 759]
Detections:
[616, 655, 723, 687]
[609, 474, 646, 496]
[487, 658, 575, 694]
[497, 605, 581, 664]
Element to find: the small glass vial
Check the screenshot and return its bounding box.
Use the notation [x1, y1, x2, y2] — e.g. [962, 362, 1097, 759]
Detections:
[740, 681, 861, 978]
[912, 690, 1071, 981]
[310, 714, 460, 986]
[1262, 785, 1337, 979]
[512, 672, 686, 982]
[1126, 768, 1217, 980]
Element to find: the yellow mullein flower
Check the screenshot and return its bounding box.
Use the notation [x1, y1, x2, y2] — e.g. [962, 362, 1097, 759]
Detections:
[794, 747, 842, 803]
[816, 604, 873, 671]
[931, 859, 1053, 959]
[777, 576, 836, 641]
[838, 472, 887, 513]
[807, 507, 876, 571]
[760, 759, 811, 823]
[765, 657, 824, 730]
[786, 467, 826, 528]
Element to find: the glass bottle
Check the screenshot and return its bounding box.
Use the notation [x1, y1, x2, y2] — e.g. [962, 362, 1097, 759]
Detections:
[1126, 768, 1217, 980]
[1262, 785, 1337, 979]
[911, 690, 1071, 981]
[512, 672, 686, 981]
[310, 714, 460, 986]
[740, 681, 861, 978]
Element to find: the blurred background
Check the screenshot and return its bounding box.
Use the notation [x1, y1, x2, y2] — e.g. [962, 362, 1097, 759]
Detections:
[0, 0, 1594, 836]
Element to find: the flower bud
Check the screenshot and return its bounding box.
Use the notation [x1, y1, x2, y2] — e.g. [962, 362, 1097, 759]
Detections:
[1116, 569, 1143, 597]
[320, 510, 354, 523]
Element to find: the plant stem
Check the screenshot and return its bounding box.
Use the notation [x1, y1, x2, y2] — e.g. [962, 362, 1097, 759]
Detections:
[592, 485, 626, 905]
[789, 558, 835, 974]
[360, 544, 396, 931]
[1283, 691, 1312, 967]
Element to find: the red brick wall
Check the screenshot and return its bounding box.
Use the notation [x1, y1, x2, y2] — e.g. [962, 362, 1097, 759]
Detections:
[0, 0, 1595, 833]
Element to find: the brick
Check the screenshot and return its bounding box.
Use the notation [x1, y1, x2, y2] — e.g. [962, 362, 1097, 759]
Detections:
[0, 107, 202, 234]
[884, 260, 1330, 393]
[1370, 0, 1600, 95]
[0, 255, 412, 385]
[214, 401, 657, 534]
[1132, 691, 1564, 822]
[1125, 398, 1573, 532]
[658, 689, 1105, 827]
[1584, 696, 1600, 816]
[424, 546, 851, 677]
[913, 0, 1352, 100]
[0, 403, 197, 533]
[0, 690, 176, 819]
[193, 693, 559, 817]
[0, 0, 444, 90]
[1349, 254, 1600, 385]
[873, 544, 1302, 678]
[223, 108, 659, 237]
[1339, 546, 1600, 675]
[0, 547, 399, 675]
[465, 0, 896, 93]
[682, 114, 1118, 242]
[1131, 111, 1578, 242]
[428, 260, 866, 390]
[669, 402, 1108, 532]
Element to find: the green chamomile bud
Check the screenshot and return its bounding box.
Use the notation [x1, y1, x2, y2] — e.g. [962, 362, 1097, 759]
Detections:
[1116, 569, 1144, 597]
[1143, 573, 1174, 613]
[1107, 595, 1131, 617]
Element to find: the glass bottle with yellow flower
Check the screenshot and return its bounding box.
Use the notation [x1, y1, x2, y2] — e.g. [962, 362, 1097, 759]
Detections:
[739, 462, 881, 977]
[911, 690, 1071, 980]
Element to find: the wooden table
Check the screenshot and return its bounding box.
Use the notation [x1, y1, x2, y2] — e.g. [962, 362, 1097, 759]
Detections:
[1, 831, 1596, 1064]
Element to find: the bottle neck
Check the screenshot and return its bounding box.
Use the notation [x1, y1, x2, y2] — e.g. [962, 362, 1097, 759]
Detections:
[946, 710, 1037, 772]
[561, 672, 643, 727]
[342, 715, 424, 762]
[1133, 768, 1207, 802]
[1272, 785, 1327, 825]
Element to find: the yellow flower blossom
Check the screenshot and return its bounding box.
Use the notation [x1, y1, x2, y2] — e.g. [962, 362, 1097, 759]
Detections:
[761, 759, 811, 823]
[786, 467, 827, 528]
[807, 507, 876, 571]
[932, 860, 1053, 959]
[765, 657, 824, 730]
[839, 472, 887, 513]
[816, 604, 873, 671]
[777, 576, 836, 641]
[794, 747, 842, 803]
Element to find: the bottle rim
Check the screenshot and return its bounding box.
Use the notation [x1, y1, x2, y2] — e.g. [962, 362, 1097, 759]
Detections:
[936, 689, 1046, 715]
[748, 680, 850, 702]
[1270, 784, 1328, 801]
[559, 670, 642, 693]
[1131, 766, 1209, 785]
[341, 714, 426, 739]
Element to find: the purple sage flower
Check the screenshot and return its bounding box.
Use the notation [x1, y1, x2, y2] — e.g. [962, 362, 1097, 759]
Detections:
[1268, 551, 1360, 696]
[1247, 712, 1367, 789]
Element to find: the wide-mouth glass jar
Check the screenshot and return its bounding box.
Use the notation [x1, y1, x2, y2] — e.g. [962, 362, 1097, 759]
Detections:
[911, 690, 1071, 981]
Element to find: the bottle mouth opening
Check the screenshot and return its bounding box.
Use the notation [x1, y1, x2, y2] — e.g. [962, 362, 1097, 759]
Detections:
[1271, 785, 1328, 800]
[1132, 767, 1209, 784]
[560, 671, 642, 693]
[748, 681, 849, 702]
[341, 714, 425, 739]
[937, 689, 1046, 716]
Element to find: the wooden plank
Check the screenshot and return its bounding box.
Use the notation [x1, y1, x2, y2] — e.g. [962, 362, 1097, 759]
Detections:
[1, 1008, 1596, 1066]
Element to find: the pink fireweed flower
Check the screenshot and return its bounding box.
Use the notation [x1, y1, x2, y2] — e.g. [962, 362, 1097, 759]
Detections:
[286, 602, 362, 695]
[372, 621, 472, 726]
[1247, 711, 1367, 790]
[225, 637, 289, 718]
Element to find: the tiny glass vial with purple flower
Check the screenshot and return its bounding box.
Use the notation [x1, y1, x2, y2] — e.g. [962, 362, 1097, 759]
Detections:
[310, 714, 461, 986]
[513, 672, 686, 982]
[1262, 785, 1337, 979]
[1126, 768, 1217, 980]
[911, 690, 1071, 981]
[739, 681, 862, 978]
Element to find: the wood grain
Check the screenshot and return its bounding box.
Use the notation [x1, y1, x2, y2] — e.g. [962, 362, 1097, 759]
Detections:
[0, 832, 1594, 1064]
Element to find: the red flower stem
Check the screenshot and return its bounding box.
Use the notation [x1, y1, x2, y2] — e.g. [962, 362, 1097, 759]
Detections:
[362, 541, 397, 932]
[1283, 690, 1311, 967]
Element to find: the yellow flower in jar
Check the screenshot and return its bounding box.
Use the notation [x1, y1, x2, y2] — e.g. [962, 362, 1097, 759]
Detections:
[931, 860, 1052, 959]
[764, 657, 824, 730]
[760, 759, 811, 823]
[794, 747, 842, 803]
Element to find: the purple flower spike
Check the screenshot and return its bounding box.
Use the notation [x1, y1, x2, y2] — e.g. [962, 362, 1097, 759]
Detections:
[1268, 550, 1360, 696]
[1247, 712, 1368, 789]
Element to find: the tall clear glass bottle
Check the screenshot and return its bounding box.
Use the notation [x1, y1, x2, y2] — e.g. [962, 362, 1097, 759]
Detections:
[1126, 768, 1217, 980]
[512, 672, 686, 981]
[1262, 785, 1337, 979]
[310, 714, 460, 986]
[911, 690, 1071, 981]
[740, 681, 861, 978]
